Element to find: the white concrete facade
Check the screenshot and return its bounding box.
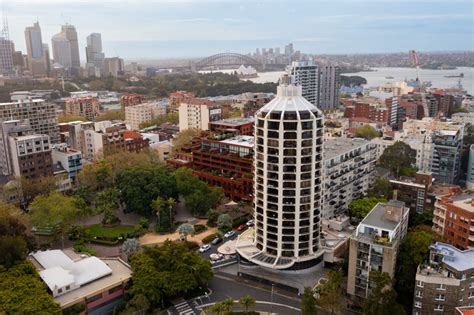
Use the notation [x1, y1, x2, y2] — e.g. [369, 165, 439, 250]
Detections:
[125, 102, 167, 130]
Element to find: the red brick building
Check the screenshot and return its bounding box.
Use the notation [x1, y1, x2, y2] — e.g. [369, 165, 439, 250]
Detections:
[209, 117, 254, 136]
[433, 189, 474, 249]
[432, 89, 454, 117]
[120, 94, 145, 109]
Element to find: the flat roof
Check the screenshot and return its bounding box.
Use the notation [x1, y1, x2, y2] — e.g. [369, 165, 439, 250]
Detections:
[450, 192, 474, 213]
[432, 242, 474, 272]
[360, 201, 403, 231]
[324, 138, 371, 160]
[211, 117, 255, 127]
[220, 135, 254, 148]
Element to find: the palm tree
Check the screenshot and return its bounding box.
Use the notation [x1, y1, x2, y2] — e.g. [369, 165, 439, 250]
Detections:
[151, 197, 166, 228]
[239, 295, 256, 314]
[166, 197, 176, 224]
[221, 298, 234, 314]
[209, 302, 225, 315]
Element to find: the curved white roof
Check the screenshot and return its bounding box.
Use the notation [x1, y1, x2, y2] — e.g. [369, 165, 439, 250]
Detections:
[258, 83, 320, 114]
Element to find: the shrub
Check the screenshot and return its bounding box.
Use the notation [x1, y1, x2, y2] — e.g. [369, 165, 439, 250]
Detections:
[90, 238, 119, 246]
[202, 233, 221, 244]
[102, 211, 121, 225]
[193, 224, 207, 234]
[138, 218, 149, 229]
[183, 241, 200, 251]
[232, 216, 248, 228]
[68, 225, 87, 240]
[218, 225, 232, 233]
[155, 224, 175, 233]
[73, 241, 97, 256]
[207, 210, 219, 227]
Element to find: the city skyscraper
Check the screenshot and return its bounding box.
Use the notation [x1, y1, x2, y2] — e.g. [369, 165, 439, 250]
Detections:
[61, 24, 80, 75]
[288, 60, 320, 107]
[51, 31, 72, 70]
[319, 65, 341, 110]
[24, 22, 46, 76]
[236, 75, 324, 270]
[0, 37, 14, 75]
[86, 33, 105, 76]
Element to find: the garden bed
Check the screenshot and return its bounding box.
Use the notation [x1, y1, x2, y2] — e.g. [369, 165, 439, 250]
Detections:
[85, 224, 136, 239]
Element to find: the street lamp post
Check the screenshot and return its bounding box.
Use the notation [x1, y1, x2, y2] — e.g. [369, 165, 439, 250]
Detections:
[270, 283, 274, 314]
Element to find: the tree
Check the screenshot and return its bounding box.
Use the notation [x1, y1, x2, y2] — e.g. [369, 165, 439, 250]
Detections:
[0, 261, 61, 314]
[57, 114, 87, 123]
[129, 241, 213, 310]
[301, 287, 317, 315]
[355, 124, 379, 140]
[207, 210, 219, 227]
[239, 295, 256, 314]
[172, 129, 201, 153]
[89, 79, 106, 91]
[117, 164, 178, 216]
[122, 238, 140, 258]
[152, 197, 176, 230]
[379, 141, 416, 178]
[315, 270, 344, 314]
[123, 294, 150, 315]
[19, 175, 57, 206]
[217, 214, 232, 229]
[29, 192, 81, 234]
[348, 197, 387, 220]
[395, 226, 440, 312]
[177, 223, 195, 241]
[209, 302, 226, 315]
[221, 298, 234, 314]
[95, 109, 125, 122]
[367, 177, 393, 199]
[364, 271, 405, 315]
[139, 113, 179, 129]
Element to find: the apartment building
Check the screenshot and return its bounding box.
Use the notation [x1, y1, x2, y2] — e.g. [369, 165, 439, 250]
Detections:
[209, 118, 255, 136]
[323, 138, 377, 219]
[0, 99, 59, 143]
[431, 126, 464, 185]
[413, 242, 474, 315]
[120, 93, 145, 110]
[192, 135, 254, 201]
[319, 65, 341, 111]
[65, 97, 100, 121]
[9, 133, 52, 179]
[432, 190, 474, 250]
[288, 60, 319, 107]
[52, 143, 82, 181]
[178, 98, 222, 131]
[169, 91, 195, 112]
[347, 200, 409, 300]
[125, 102, 167, 130]
[390, 171, 433, 213]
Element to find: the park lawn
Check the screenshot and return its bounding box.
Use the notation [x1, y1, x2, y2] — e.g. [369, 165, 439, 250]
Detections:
[85, 224, 135, 238]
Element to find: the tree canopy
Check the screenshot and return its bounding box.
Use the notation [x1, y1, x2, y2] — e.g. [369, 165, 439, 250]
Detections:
[139, 113, 179, 129]
[365, 271, 405, 315]
[379, 141, 416, 178]
[117, 164, 178, 216]
[95, 109, 125, 122]
[315, 270, 344, 314]
[367, 177, 393, 199]
[0, 261, 61, 314]
[348, 197, 387, 220]
[355, 124, 380, 140]
[301, 287, 317, 315]
[128, 241, 213, 310]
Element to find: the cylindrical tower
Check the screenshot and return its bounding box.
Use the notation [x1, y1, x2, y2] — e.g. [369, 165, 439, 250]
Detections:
[237, 76, 324, 270]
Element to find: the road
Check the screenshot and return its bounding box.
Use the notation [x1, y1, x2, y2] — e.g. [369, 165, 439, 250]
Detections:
[197, 227, 246, 260]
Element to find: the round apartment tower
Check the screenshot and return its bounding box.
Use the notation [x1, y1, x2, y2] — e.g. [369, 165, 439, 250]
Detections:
[236, 75, 324, 270]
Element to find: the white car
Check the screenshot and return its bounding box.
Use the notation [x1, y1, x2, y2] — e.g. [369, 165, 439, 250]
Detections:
[246, 220, 254, 227]
[224, 230, 235, 238]
[210, 253, 224, 261]
[199, 244, 211, 253]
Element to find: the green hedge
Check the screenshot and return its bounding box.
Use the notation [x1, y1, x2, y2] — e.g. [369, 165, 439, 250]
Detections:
[193, 224, 207, 234]
[232, 216, 248, 228]
[202, 233, 221, 244]
[90, 238, 120, 246]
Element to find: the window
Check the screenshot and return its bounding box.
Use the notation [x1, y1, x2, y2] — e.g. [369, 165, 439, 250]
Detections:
[435, 294, 445, 301]
[434, 304, 444, 312]
[416, 290, 423, 298]
[58, 288, 63, 294]
[470, 282, 474, 289]
[414, 301, 422, 308]
[108, 285, 122, 294]
[469, 292, 474, 299]
[86, 293, 102, 303]
[417, 280, 424, 288]
[437, 284, 446, 290]
[65, 285, 70, 291]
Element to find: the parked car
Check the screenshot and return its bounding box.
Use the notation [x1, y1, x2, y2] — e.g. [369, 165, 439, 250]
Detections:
[246, 219, 254, 227]
[199, 244, 211, 253]
[211, 237, 223, 245]
[210, 253, 224, 261]
[236, 224, 247, 231]
[224, 231, 235, 238]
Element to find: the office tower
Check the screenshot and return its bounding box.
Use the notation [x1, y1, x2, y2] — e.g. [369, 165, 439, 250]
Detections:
[289, 60, 320, 107]
[319, 65, 341, 110]
[104, 57, 124, 77]
[236, 75, 324, 270]
[178, 98, 222, 131]
[51, 32, 72, 70]
[86, 33, 104, 69]
[347, 200, 409, 299]
[42, 44, 50, 76]
[413, 243, 474, 315]
[467, 145, 474, 189]
[284, 43, 294, 57]
[0, 99, 59, 145]
[0, 37, 13, 75]
[61, 24, 80, 74]
[24, 22, 46, 76]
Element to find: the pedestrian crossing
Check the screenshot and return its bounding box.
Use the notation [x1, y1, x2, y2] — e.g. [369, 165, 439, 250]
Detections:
[174, 298, 195, 315]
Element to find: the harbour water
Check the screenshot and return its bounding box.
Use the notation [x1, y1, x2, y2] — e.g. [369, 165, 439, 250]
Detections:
[243, 67, 474, 95]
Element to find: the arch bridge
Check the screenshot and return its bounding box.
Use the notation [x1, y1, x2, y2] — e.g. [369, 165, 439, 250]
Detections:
[193, 52, 262, 71]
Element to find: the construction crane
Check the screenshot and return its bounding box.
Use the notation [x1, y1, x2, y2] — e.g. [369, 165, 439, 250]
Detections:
[409, 50, 429, 118]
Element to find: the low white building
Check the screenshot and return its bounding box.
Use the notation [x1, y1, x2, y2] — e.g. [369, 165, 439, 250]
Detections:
[323, 138, 377, 219]
[451, 112, 474, 125]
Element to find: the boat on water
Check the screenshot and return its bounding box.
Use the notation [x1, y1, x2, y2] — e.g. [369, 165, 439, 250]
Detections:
[406, 79, 432, 88]
[444, 73, 464, 78]
[385, 76, 394, 79]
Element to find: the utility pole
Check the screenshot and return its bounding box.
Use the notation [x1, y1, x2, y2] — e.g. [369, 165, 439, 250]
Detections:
[270, 283, 274, 314]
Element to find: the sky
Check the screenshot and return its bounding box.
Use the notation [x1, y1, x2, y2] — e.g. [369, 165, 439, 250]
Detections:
[4, 0, 474, 60]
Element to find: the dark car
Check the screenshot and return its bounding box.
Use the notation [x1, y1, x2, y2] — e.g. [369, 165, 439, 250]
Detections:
[211, 237, 223, 245]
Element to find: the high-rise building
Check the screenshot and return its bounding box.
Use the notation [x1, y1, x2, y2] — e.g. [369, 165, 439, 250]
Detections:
[347, 200, 409, 300]
[431, 125, 464, 185]
[319, 65, 340, 110]
[125, 102, 167, 130]
[61, 24, 80, 74]
[288, 61, 319, 107]
[467, 145, 474, 189]
[412, 242, 474, 315]
[104, 57, 124, 77]
[0, 37, 14, 75]
[86, 33, 104, 71]
[42, 43, 51, 76]
[65, 97, 100, 121]
[236, 76, 324, 270]
[51, 143, 82, 181]
[0, 99, 59, 145]
[178, 98, 222, 131]
[51, 32, 72, 71]
[24, 22, 46, 76]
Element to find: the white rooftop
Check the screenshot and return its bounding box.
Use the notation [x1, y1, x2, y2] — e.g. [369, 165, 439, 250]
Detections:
[32, 250, 112, 296]
[432, 242, 474, 272]
[221, 135, 254, 148]
[258, 81, 320, 113]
